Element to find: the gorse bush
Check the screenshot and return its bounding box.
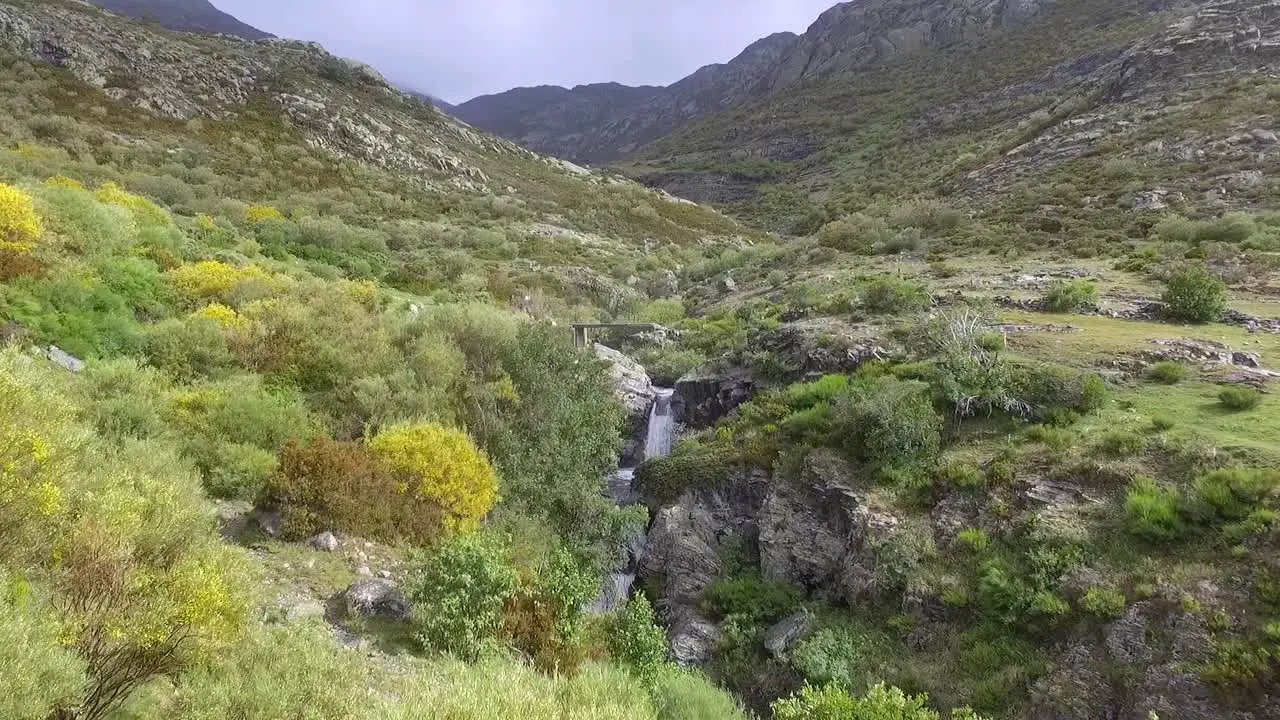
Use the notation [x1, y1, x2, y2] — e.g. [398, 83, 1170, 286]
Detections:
[0, 354, 252, 720]
[267, 437, 444, 543]
[0, 183, 41, 244]
[1041, 280, 1099, 312]
[1162, 266, 1228, 323]
[369, 422, 499, 533]
[1219, 386, 1263, 411]
[246, 204, 286, 224]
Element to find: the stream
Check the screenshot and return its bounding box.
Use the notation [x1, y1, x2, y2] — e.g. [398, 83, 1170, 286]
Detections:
[593, 387, 676, 613]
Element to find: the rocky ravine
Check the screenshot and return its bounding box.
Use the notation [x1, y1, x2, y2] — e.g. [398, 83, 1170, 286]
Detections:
[452, 0, 1056, 165]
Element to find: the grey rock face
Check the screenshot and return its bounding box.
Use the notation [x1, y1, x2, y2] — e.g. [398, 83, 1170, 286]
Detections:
[594, 343, 657, 419]
[1027, 594, 1271, 720]
[673, 371, 755, 428]
[343, 579, 410, 621]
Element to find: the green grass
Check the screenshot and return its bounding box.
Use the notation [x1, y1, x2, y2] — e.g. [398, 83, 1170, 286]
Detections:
[1094, 383, 1280, 460]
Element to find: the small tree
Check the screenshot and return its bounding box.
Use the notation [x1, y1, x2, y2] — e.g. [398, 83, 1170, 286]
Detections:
[606, 595, 669, 683]
[405, 533, 518, 660]
[369, 422, 499, 533]
[1163, 266, 1228, 323]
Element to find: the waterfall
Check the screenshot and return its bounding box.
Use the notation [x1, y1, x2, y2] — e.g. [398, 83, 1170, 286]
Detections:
[644, 388, 677, 462]
[591, 386, 677, 614]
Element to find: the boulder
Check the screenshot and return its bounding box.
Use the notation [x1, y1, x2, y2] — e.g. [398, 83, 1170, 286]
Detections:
[47, 346, 85, 372]
[342, 579, 410, 621]
[309, 531, 340, 552]
[256, 510, 284, 538]
[763, 610, 815, 659]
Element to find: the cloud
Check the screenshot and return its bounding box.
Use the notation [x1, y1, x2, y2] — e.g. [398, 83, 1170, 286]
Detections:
[214, 0, 837, 102]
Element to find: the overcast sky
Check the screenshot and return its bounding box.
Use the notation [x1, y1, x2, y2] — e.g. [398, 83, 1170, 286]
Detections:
[215, 0, 837, 104]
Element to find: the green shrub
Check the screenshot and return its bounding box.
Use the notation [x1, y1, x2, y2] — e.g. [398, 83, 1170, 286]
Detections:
[772, 682, 988, 720]
[635, 447, 737, 505]
[957, 528, 991, 553]
[860, 277, 931, 315]
[1079, 587, 1128, 620]
[784, 374, 852, 410]
[1097, 429, 1147, 456]
[938, 459, 985, 489]
[167, 622, 367, 720]
[1041, 280, 1099, 313]
[605, 595, 669, 683]
[834, 377, 942, 479]
[701, 572, 803, 625]
[1147, 361, 1188, 385]
[1124, 477, 1185, 541]
[1190, 469, 1280, 523]
[1151, 416, 1177, 432]
[1162, 266, 1228, 323]
[405, 532, 519, 661]
[1218, 386, 1263, 411]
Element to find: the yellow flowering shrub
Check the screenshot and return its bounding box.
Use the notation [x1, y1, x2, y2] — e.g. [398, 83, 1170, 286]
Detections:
[0, 354, 252, 718]
[193, 303, 246, 330]
[369, 423, 499, 533]
[95, 182, 170, 227]
[44, 175, 85, 190]
[341, 279, 381, 308]
[246, 205, 285, 224]
[169, 261, 274, 303]
[0, 183, 42, 244]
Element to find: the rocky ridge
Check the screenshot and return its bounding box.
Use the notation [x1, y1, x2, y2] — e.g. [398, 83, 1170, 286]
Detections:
[453, 0, 1057, 164]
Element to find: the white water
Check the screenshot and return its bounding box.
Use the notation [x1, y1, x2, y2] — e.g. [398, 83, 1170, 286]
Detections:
[591, 387, 677, 614]
[643, 388, 677, 462]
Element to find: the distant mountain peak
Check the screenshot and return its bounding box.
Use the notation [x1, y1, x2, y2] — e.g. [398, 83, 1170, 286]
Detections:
[86, 0, 273, 40]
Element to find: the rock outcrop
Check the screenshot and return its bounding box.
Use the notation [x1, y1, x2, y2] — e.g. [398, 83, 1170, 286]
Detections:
[672, 371, 755, 428]
[595, 344, 656, 465]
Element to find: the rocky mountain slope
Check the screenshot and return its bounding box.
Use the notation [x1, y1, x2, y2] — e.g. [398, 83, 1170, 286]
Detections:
[0, 0, 756, 311]
[453, 0, 1057, 165]
[628, 0, 1280, 232]
[87, 0, 272, 39]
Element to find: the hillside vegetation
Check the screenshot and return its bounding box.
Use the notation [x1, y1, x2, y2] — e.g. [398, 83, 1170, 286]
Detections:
[3, 0, 1280, 719]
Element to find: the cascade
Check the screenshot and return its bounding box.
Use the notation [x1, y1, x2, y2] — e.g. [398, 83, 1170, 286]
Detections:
[592, 387, 676, 613]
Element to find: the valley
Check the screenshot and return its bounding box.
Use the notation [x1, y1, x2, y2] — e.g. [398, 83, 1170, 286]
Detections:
[1, 0, 1279, 719]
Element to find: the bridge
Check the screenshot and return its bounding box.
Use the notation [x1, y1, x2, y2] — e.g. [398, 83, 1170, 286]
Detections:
[571, 323, 667, 348]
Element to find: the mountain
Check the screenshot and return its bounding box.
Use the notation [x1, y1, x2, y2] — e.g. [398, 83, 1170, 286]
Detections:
[453, 0, 1058, 165]
[625, 0, 1280, 233]
[86, 0, 273, 40]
